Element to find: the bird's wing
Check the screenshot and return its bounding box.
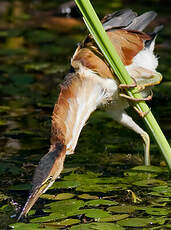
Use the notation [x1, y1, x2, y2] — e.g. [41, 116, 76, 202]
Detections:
[102, 9, 137, 30]
[107, 29, 151, 65]
[18, 71, 107, 219]
[102, 9, 157, 32]
[74, 29, 150, 77]
[125, 11, 157, 31]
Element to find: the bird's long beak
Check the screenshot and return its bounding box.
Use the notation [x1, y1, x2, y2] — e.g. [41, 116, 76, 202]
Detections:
[18, 143, 66, 221]
[17, 179, 52, 220]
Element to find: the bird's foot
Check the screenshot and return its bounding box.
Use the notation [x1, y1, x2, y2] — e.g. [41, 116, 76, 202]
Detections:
[119, 90, 153, 101]
[119, 78, 137, 89]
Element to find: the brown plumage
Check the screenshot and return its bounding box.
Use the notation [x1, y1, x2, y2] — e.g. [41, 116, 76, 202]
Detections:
[18, 9, 162, 220]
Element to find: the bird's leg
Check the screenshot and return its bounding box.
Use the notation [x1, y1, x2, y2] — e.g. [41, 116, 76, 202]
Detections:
[108, 110, 150, 165]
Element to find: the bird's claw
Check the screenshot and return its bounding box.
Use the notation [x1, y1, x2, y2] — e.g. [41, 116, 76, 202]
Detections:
[119, 78, 137, 89]
[133, 106, 151, 117]
[119, 90, 153, 101]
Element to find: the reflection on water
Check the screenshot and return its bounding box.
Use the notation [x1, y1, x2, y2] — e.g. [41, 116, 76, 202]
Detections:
[0, 0, 170, 229]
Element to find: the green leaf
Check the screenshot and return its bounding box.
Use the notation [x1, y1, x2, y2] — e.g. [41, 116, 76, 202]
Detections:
[145, 207, 169, 216]
[98, 214, 129, 222]
[70, 223, 125, 230]
[151, 186, 171, 197]
[30, 199, 86, 222]
[131, 166, 168, 173]
[107, 205, 137, 214]
[45, 199, 85, 211]
[133, 179, 167, 187]
[85, 199, 118, 207]
[41, 193, 75, 200]
[50, 180, 80, 189]
[44, 218, 81, 226]
[76, 183, 127, 193]
[81, 208, 112, 219]
[30, 213, 60, 223]
[117, 218, 153, 227]
[78, 194, 99, 200]
[9, 223, 41, 230]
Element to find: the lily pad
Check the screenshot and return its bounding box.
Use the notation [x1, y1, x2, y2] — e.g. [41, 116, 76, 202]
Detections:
[44, 218, 81, 226]
[30, 199, 86, 222]
[76, 183, 127, 193]
[50, 180, 80, 189]
[70, 223, 125, 230]
[85, 199, 118, 207]
[81, 208, 112, 219]
[124, 170, 157, 180]
[117, 218, 153, 227]
[107, 205, 137, 214]
[9, 223, 42, 230]
[131, 166, 168, 173]
[133, 179, 167, 187]
[150, 186, 171, 197]
[63, 171, 102, 181]
[62, 172, 128, 193]
[41, 193, 75, 200]
[145, 207, 169, 216]
[98, 214, 129, 222]
[45, 199, 85, 211]
[78, 194, 99, 200]
[31, 213, 62, 223]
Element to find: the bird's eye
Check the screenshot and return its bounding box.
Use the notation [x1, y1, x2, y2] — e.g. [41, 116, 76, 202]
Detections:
[48, 176, 53, 182]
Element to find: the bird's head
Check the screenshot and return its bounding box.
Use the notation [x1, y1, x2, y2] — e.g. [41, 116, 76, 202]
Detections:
[18, 143, 66, 221]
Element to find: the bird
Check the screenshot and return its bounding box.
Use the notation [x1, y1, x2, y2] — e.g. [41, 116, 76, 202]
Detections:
[18, 9, 162, 220]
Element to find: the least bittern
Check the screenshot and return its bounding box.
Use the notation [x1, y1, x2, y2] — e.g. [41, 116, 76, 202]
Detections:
[18, 9, 162, 220]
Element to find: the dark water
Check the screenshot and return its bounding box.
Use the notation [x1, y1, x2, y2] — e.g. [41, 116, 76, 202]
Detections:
[0, 0, 171, 229]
